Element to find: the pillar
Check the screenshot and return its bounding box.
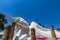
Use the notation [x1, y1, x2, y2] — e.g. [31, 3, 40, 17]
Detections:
[9, 22, 15, 40]
[50, 25, 57, 40]
[2, 25, 11, 40]
[31, 28, 36, 40]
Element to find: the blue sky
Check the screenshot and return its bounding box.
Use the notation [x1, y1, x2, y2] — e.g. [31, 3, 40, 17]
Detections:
[0, 0, 60, 29]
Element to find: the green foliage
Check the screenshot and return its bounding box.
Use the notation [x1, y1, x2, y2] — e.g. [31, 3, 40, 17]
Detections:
[57, 28, 60, 31]
[0, 13, 7, 30]
[0, 34, 3, 39]
[38, 23, 48, 28]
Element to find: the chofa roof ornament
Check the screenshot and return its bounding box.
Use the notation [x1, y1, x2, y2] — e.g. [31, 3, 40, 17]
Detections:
[8, 15, 29, 26]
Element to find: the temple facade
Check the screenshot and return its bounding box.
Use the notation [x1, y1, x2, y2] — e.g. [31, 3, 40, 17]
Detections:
[2, 16, 60, 40]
